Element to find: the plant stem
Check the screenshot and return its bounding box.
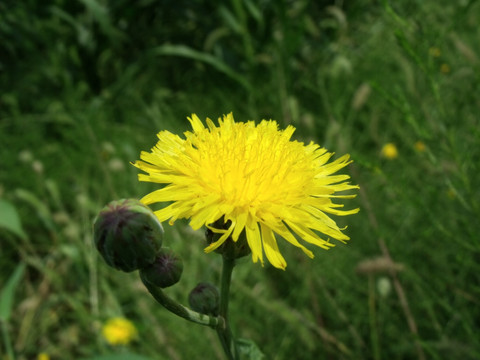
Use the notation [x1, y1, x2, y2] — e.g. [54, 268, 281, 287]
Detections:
[1, 321, 15, 360]
[216, 254, 239, 360]
[352, 166, 426, 360]
[140, 272, 221, 328]
[368, 275, 381, 360]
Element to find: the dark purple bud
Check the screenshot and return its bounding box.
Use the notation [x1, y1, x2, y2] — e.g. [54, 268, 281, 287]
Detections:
[140, 248, 183, 288]
[93, 199, 163, 272]
[188, 282, 220, 316]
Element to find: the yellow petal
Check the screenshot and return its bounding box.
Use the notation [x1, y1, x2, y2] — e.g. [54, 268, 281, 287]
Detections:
[245, 221, 263, 265]
[261, 223, 287, 270]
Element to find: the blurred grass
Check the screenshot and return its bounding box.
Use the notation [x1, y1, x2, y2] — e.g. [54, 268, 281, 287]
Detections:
[1, 0, 479, 359]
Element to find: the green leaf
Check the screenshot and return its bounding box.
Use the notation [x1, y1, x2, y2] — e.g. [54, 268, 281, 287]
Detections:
[149, 44, 251, 91]
[237, 338, 266, 360]
[0, 263, 26, 321]
[15, 188, 55, 231]
[80, 354, 153, 360]
[244, 0, 262, 23]
[219, 6, 242, 33]
[0, 199, 28, 240]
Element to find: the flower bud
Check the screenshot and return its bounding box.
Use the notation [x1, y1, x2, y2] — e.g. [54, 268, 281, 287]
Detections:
[188, 282, 220, 316]
[140, 248, 183, 288]
[93, 199, 163, 272]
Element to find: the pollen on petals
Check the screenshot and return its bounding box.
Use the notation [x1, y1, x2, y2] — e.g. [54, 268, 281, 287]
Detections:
[133, 113, 359, 269]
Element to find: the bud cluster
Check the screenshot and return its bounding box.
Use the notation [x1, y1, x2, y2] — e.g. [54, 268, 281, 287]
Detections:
[93, 199, 183, 288]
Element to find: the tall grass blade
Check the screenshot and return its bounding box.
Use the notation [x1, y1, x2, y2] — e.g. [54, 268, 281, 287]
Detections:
[0, 263, 26, 322]
[149, 44, 251, 91]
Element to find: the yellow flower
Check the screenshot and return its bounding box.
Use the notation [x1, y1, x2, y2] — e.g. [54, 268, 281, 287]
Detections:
[447, 188, 456, 199]
[414, 141, 426, 152]
[381, 143, 398, 159]
[429, 47, 441, 57]
[37, 353, 50, 360]
[102, 317, 137, 345]
[440, 63, 451, 74]
[134, 113, 359, 270]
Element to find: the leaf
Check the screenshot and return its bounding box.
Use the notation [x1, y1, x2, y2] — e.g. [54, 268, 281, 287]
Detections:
[218, 6, 242, 33]
[78, 0, 125, 41]
[15, 188, 55, 231]
[149, 44, 251, 91]
[80, 353, 153, 360]
[0, 263, 26, 321]
[237, 338, 266, 360]
[0, 199, 28, 240]
[244, 0, 262, 23]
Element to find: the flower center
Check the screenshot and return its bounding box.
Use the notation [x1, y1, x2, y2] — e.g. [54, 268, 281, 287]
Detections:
[189, 121, 315, 210]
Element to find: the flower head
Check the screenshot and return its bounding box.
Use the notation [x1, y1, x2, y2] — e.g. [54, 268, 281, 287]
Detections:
[440, 63, 451, 74]
[37, 353, 50, 360]
[414, 141, 426, 152]
[102, 317, 137, 346]
[134, 113, 359, 269]
[381, 143, 398, 159]
[429, 47, 441, 57]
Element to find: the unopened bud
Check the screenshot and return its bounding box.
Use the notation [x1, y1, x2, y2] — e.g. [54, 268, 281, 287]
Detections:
[140, 248, 183, 288]
[188, 282, 220, 316]
[93, 199, 163, 272]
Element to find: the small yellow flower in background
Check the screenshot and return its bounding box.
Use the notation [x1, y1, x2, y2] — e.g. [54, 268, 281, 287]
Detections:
[440, 63, 451, 74]
[381, 143, 398, 159]
[429, 47, 441, 57]
[37, 353, 50, 360]
[134, 113, 359, 270]
[414, 141, 426, 152]
[102, 317, 137, 346]
[447, 188, 456, 200]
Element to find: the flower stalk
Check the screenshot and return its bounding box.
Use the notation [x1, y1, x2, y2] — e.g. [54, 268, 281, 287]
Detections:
[216, 254, 239, 360]
[141, 257, 239, 360]
[140, 271, 221, 329]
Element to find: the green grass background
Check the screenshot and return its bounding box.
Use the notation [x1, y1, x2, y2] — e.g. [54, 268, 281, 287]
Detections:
[1, 0, 479, 359]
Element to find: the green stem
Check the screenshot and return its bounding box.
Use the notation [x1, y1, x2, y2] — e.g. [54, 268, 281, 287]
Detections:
[368, 275, 381, 360]
[140, 272, 221, 329]
[1, 321, 15, 360]
[216, 255, 239, 360]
